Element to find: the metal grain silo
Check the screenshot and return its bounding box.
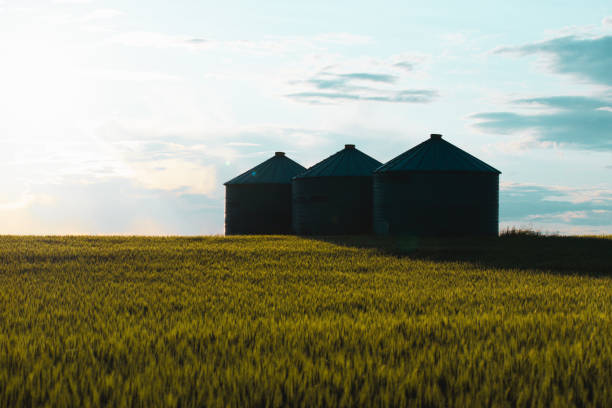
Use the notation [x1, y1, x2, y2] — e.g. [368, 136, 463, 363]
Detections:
[374, 134, 501, 237]
[292, 144, 381, 235]
[224, 152, 306, 235]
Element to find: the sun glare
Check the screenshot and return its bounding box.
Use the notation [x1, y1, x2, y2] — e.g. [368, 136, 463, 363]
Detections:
[0, 19, 89, 143]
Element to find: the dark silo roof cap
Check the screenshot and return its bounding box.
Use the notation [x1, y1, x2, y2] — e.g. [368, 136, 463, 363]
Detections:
[376, 135, 501, 174]
[224, 152, 306, 185]
[430, 133, 442, 139]
[294, 144, 381, 179]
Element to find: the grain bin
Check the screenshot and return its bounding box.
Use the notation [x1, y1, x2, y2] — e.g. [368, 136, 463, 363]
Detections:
[224, 152, 306, 235]
[373, 134, 501, 236]
[292, 144, 382, 235]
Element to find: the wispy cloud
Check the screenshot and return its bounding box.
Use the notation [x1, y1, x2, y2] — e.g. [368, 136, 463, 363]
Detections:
[128, 159, 216, 195]
[494, 35, 612, 86]
[108, 31, 204, 49]
[500, 182, 612, 233]
[393, 61, 414, 71]
[472, 96, 612, 150]
[501, 181, 612, 203]
[287, 69, 437, 104]
[90, 69, 181, 82]
[288, 89, 438, 104]
[527, 210, 589, 222]
[99, 138, 220, 195]
[299, 72, 397, 91]
[2, 133, 219, 198]
[107, 31, 372, 55]
[480, 22, 612, 152]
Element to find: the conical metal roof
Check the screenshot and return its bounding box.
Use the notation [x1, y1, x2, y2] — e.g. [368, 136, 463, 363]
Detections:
[224, 152, 306, 185]
[375, 134, 501, 174]
[294, 144, 382, 179]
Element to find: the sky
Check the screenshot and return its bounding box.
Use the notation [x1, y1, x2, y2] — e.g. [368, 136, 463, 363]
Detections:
[0, 0, 611, 235]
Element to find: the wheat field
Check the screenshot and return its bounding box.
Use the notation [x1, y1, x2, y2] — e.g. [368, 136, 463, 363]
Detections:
[0, 235, 611, 407]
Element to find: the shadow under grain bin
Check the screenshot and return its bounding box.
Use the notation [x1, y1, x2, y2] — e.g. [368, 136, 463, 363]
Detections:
[224, 152, 306, 235]
[308, 233, 612, 277]
[292, 144, 381, 235]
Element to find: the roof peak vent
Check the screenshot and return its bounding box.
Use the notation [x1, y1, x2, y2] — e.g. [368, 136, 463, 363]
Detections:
[430, 134, 442, 140]
[345, 144, 355, 149]
[275, 152, 285, 157]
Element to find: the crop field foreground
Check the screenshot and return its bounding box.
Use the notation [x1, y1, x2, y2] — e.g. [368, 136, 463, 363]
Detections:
[1, 235, 612, 407]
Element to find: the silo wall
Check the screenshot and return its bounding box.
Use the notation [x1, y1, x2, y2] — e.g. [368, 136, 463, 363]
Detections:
[225, 184, 293, 235]
[373, 172, 499, 236]
[292, 176, 374, 235]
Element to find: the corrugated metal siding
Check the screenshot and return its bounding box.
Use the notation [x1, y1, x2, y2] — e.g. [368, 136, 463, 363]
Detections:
[292, 176, 374, 235]
[225, 184, 293, 235]
[373, 172, 499, 236]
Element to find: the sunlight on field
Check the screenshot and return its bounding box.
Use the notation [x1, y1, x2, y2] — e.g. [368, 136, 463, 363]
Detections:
[0, 235, 611, 406]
